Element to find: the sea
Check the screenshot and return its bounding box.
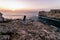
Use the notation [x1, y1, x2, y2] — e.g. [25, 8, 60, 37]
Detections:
[2, 11, 39, 19]
[1, 10, 60, 29]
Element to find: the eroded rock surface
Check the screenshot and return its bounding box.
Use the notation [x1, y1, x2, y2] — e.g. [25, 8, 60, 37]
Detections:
[0, 19, 60, 40]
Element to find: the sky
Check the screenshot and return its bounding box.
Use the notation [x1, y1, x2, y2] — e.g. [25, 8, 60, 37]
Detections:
[0, 0, 60, 10]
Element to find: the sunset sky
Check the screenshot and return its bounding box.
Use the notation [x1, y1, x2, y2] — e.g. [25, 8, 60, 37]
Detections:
[0, 0, 60, 10]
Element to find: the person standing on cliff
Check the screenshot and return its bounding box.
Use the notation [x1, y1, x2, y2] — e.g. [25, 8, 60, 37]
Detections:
[22, 15, 28, 24]
[23, 15, 26, 21]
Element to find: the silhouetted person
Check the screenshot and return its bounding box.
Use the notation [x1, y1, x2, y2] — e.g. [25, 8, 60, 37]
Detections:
[23, 15, 26, 21]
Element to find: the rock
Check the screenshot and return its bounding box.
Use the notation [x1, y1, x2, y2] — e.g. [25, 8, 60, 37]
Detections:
[0, 19, 60, 40]
[0, 35, 10, 40]
[0, 25, 13, 33]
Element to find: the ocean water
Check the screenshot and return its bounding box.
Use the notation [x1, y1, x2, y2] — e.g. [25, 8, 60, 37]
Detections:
[2, 11, 38, 19]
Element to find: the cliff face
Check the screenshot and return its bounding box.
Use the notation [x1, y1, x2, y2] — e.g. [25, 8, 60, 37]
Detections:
[39, 9, 60, 19]
[0, 19, 60, 40]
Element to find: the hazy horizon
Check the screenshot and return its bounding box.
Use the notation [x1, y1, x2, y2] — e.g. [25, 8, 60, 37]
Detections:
[0, 0, 60, 10]
[0, 0, 60, 19]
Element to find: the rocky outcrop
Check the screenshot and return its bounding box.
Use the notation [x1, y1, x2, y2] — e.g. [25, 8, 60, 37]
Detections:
[0, 19, 60, 40]
[39, 9, 60, 19]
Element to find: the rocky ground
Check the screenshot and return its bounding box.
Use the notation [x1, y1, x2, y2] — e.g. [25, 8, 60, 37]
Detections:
[39, 11, 60, 20]
[46, 13, 60, 20]
[0, 19, 60, 40]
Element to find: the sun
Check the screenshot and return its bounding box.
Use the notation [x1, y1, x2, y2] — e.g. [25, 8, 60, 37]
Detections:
[0, 1, 26, 11]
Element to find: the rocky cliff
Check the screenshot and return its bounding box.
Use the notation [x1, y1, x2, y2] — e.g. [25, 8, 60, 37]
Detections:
[0, 19, 60, 40]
